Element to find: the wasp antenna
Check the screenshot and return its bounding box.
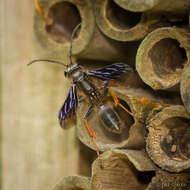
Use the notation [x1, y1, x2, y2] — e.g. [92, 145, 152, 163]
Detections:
[27, 59, 68, 67]
[69, 22, 82, 65]
[35, 0, 49, 25]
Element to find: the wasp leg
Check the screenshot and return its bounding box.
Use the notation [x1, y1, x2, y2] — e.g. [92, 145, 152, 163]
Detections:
[85, 104, 94, 117]
[99, 80, 109, 91]
[35, 0, 50, 25]
[99, 80, 109, 101]
[83, 105, 103, 169]
[78, 96, 85, 103]
[108, 88, 134, 117]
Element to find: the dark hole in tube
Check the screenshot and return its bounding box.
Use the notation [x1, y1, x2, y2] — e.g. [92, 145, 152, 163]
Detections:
[149, 38, 187, 78]
[46, 2, 81, 43]
[106, 0, 141, 30]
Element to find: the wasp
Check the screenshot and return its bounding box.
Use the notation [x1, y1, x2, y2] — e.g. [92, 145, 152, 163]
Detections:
[30, 1, 133, 168]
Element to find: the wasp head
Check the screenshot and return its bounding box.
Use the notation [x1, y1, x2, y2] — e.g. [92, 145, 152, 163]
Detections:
[64, 63, 81, 77]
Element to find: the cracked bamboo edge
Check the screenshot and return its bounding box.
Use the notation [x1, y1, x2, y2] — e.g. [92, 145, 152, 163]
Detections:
[136, 27, 190, 91]
[146, 105, 190, 172]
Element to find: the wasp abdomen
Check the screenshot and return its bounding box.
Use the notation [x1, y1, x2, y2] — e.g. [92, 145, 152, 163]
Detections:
[99, 105, 121, 134]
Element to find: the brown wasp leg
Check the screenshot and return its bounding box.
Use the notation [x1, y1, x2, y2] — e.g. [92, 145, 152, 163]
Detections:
[99, 80, 109, 101]
[83, 119, 103, 168]
[83, 105, 103, 168]
[108, 88, 134, 117]
[78, 96, 85, 103]
[35, 0, 50, 25]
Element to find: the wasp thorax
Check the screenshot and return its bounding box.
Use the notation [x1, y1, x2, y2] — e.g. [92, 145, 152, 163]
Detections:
[64, 63, 80, 77]
[73, 71, 85, 82]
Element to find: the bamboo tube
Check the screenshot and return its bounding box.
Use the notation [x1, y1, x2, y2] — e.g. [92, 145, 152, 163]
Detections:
[34, 0, 93, 61]
[146, 170, 190, 190]
[91, 150, 155, 190]
[94, 0, 168, 42]
[136, 27, 190, 91]
[34, 0, 139, 62]
[146, 105, 190, 173]
[113, 0, 190, 14]
[112, 149, 157, 171]
[76, 86, 171, 152]
[51, 175, 91, 190]
[180, 60, 190, 114]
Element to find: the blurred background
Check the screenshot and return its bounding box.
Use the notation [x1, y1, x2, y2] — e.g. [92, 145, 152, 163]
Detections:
[0, 1, 92, 189]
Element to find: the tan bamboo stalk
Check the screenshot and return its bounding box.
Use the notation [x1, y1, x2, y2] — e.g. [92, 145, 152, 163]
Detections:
[113, 0, 190, 14]
[34, 0, 139, 62]
[76, 86, 171, 152]
[94, 0, 168, 42]
[146, 105, 190, 173]
[91, 150, 155, 190]
[34, 0, 93, 61]
[146, 170, 190, 190]
[136, 27, 190, 91]
[52, 175, 91, 190]
[180, 56, 190, 114]
[112, 149, 157, 171]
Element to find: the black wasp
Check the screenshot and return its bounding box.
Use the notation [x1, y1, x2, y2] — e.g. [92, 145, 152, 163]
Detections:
[28, 22, 133, 167]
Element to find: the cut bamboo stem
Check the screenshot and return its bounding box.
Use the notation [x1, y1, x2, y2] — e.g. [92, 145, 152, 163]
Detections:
[136, 27, 190, 91]
[91, 150, 155, 190]
[146, 170, 190, 190]
[112, 149, 157, 171]
[113, 0, 190, 14]
[34, 0, 93, 61]
[94, 0, 168, 41]
[146, 105, 190, 172]
[51, 175, 91, 190]
[34, 0, 139, 62]
[180, 62, 190, 114]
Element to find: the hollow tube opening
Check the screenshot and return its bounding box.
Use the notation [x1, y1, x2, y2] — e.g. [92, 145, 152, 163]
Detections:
[45, 2, 81, 43]
[161, 117, 190, 161]
[106, 0, 142, 30]
[149, 38, 187, 79]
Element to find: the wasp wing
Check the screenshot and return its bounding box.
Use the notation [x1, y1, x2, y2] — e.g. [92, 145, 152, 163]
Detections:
[87, 62, 132, 80]
[58, 84, 78, 128]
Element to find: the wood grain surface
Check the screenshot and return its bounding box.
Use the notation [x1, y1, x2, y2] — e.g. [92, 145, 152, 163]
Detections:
[0, 1, 82, 189]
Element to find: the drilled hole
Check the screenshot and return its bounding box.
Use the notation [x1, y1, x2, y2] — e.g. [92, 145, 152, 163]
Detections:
[46, 2, 81, 43]
[106, 0, 141, 30]
[149, 38, 187, 78]
[161, 117, 190, 161]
